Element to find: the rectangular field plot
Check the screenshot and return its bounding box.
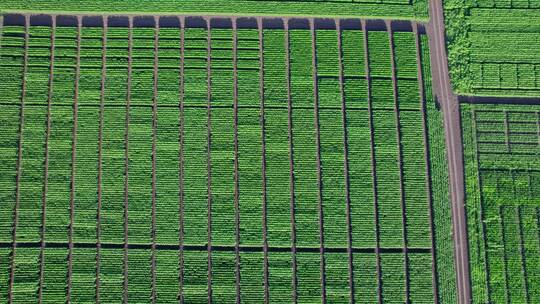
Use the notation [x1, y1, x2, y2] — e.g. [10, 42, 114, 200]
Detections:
[461, 103, 540, 304]
[0, 14, 455, 303]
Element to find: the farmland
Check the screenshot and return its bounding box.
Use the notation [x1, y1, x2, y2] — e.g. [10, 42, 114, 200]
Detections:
[0, 0, 429, 21]
[0, 14, 457, 303]
[461, 103, 540, 303]
[445, 0, 540, 97]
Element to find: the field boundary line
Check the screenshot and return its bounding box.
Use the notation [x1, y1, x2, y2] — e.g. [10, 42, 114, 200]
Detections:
[232, 17, 242, 304]
[0, 101, 424, 112]
[38, 15, 56, 304]
[387, 20, 411, 303]
[361, 19, 383, 304]
[95, 16, 108, 303]
[7, 14, 29, 303]
[516, 206, 531, 303]
[335, 18, 355, 304]
[458, 95, 540, 105]
[428, 0, 472, 301]
[177, 15, 185, 304]
[206, 17, 213, 304]
[413, 21, 440, 303]
[284, 18, 298, 304]
[498, 204, 511, 304]
[0, 10, 430, 23]
[122, 16, 134, 304]
[310, 18, 327, 304]
[258, 17, 270, 304]
[0, 241, 431, 253]
[471, 109, 492, 302]
[150, 15, 159, 304]
[66, 15, 83, 303]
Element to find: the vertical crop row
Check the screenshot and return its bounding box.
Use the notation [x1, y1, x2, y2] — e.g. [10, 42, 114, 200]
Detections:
[74, 26, 102, 244]
[290, 29, 319, 247]
[237, 29, 263, 246]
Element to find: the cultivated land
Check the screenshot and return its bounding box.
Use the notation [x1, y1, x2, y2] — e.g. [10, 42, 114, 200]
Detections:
[1, 0, 540, 303]
[461, 103, 540, 303]
[445, 0, 540, 97]
[0, 15, 458, 303]
[0, 0, 429, 20]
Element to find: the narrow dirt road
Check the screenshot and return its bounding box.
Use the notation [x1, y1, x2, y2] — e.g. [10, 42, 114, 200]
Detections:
[427, 0, 472, 303]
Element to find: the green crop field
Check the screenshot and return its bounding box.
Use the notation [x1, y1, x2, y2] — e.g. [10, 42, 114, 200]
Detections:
[0, 16, 457, 303]
[0, 0, 429, 20]
[461, 103, 540, 303]
[445, 0, 540, 97]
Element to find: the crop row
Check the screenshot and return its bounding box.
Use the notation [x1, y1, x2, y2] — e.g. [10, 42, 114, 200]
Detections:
[471, 62, 540, 90]
[422, 32, 457, 303]
[1, 247, 436, 303]
[461, 103, 540, 303]
[0, 0, 429, 20]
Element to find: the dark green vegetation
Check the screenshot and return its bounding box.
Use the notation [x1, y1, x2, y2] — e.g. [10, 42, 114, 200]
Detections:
[445, 0, 540, 96]
[461, 103, 540, 303]
[0, 0, 429, 20]
[0, 19, 456, 303]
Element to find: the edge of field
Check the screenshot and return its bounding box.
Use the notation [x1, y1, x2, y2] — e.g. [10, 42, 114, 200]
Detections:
[0, 0, 429, 21]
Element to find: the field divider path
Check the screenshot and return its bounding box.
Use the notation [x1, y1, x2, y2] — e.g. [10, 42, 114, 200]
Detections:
[67, 15, 83, 303]
[232, 17, 242, 304]
[122, 16, 134, 304]
[335, 18, 355, 304]
[536, 111, 539, 147]
[177, 15, 185, 304]
[471, 109, 492, 302]
[0, 241, 431, 253]
[8, 14, 29, 304]
[151, 15, 160, 304]
[413, 21, 439, 303]
[428, 0, 471, 301]
[96, 16, 108, 304]
[361, 19, 383, 304]
[0, 101, 425, 111]
[503, 110, 510, 153]
[498, 203, 511, 303]
[386, 20, 410, 304]
[283, 18, 298, 304]
[38, 15, 56, 304]
[257, 17, 270, 304]
[206, 17, 213, 304]
[310, 18, 327, 304]
[516, 206, 531, 304]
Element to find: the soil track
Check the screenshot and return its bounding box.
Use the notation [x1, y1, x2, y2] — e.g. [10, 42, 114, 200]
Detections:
[427, 0, 471, 302]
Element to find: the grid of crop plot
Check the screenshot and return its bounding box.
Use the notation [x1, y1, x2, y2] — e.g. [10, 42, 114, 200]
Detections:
[445, 0, 540, 96]
[461, 103, 540, 303]
[0, 14, 455, 303]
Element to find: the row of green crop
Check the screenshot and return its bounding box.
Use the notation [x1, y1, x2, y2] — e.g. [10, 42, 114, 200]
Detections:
[0, 0, 429, 20]
[1, 247, 437, 303]
[470, 62, 540, 91]
[422, 32, 458, 303]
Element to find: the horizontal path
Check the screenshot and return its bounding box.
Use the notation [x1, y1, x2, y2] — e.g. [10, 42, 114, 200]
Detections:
[3, 12, 426, 30]
[459, 95, 540, 105]
[0, 242, 431, 254]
